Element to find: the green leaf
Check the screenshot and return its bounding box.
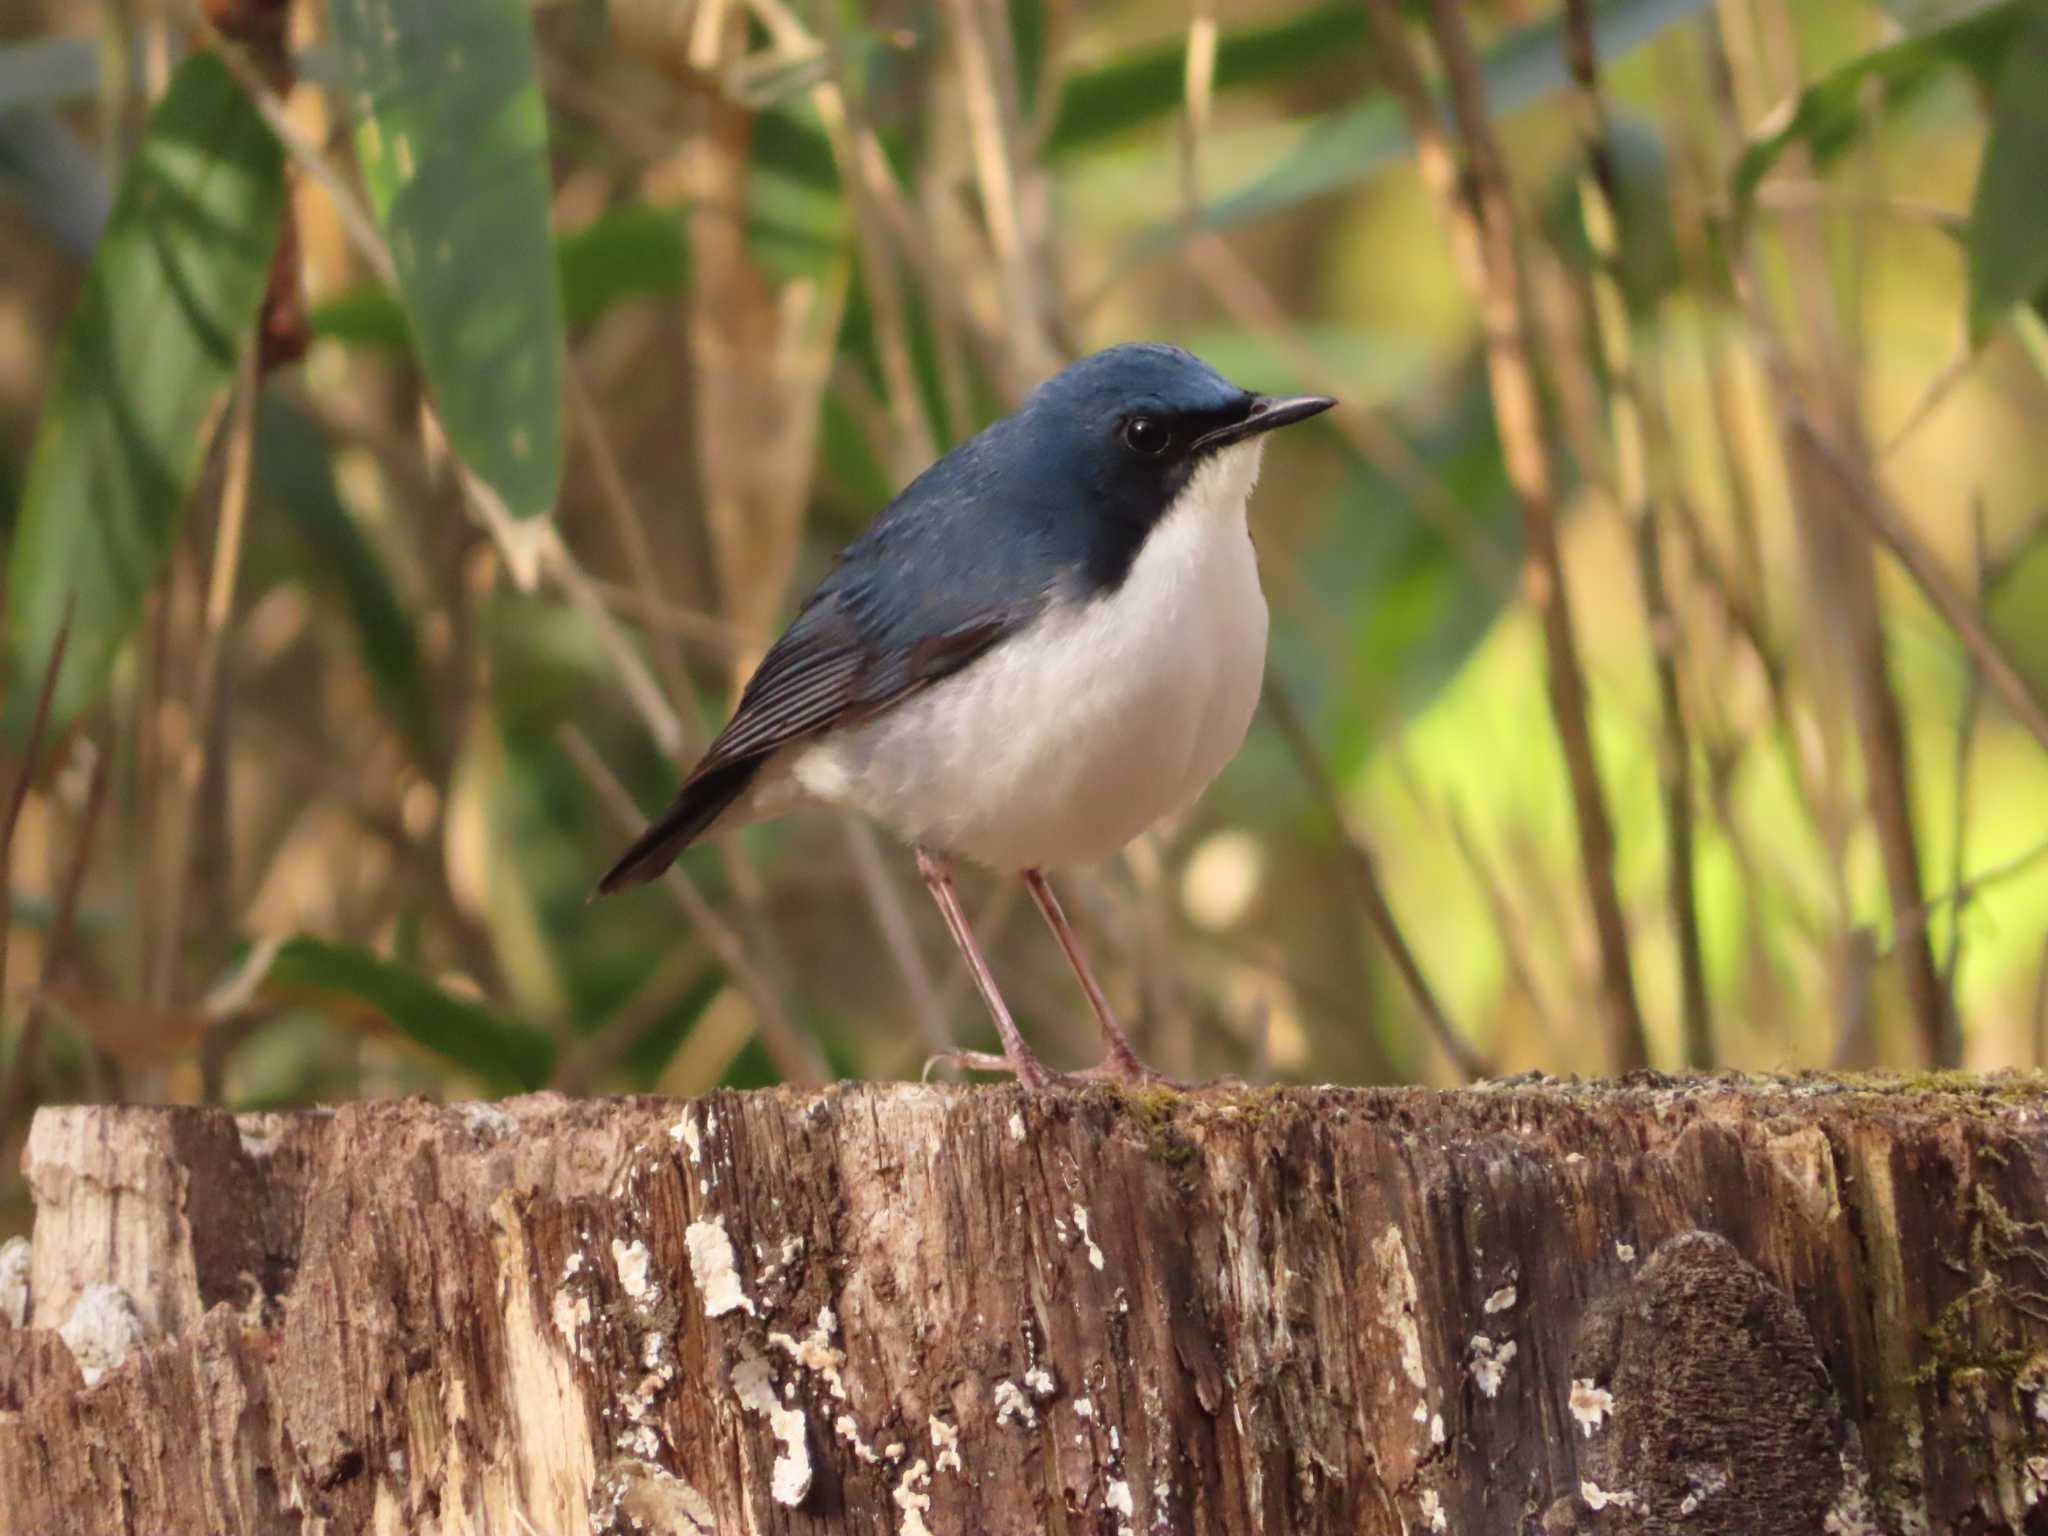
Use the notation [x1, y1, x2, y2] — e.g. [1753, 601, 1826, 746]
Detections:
[1047, 4, 1369, 156]
[557, 201, 689, 327]
[331, 0, 563, 520]
[1968, 14, 2048, 342]
[4, 51, 285, 737]
[264, 935, 554, 1093]
[1733, 0, 2030, 221]
[308, 201, 691, 350]
[255, 390, 442, 768]
[1136, 0, 1714, 251]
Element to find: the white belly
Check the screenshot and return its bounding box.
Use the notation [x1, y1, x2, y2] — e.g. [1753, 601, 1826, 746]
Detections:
[786, 443, 1271, 871]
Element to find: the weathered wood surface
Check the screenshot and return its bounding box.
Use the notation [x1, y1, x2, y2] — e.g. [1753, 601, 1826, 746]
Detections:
[4, 1075, 2048, 1534]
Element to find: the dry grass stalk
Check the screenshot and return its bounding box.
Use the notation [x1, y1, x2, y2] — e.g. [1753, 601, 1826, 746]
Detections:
[940, 0, 1063, 380]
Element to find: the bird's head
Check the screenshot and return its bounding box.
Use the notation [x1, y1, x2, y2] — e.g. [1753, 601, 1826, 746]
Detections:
[1014, 342, 1335, 524]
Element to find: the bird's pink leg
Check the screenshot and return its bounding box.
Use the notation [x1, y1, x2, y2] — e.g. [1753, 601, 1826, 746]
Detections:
[1022, 869, 1166, 1083]
[916, 847, 1058, 1091]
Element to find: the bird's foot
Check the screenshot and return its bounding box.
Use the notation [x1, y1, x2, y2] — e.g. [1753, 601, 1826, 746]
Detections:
[922, 1047, 1071, 1093]
[1073, 1051, 1189, 1090]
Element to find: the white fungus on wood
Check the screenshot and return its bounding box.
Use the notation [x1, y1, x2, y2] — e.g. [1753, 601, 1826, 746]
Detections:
[1074, 1205, 1106, 1271]
[733, 1354, 812, 1506]
[893, 1458, 935, 1536]
[1468, 1333, 1516, 1399]
[930, 1415, 963, 1474]
[1581, 1480, 1636, 1512]
[611, 1238, 656, 1304]
[993, 1378, 1037, 1429]
[1569, 1378, 1614, 1437]
[685, 1216, 755, 1317]
[770, 1308, 848, 1401]
[1372, 1226, 1428, 1390]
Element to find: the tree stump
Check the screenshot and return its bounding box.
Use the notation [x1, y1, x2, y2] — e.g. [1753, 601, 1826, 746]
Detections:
[4, 1074, 2048, 1534]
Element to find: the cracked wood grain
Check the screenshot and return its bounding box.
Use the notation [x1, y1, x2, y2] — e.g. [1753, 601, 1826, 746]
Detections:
[4, 1075, 2048, 1533]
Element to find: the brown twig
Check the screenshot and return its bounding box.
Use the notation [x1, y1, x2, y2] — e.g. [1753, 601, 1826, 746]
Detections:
[1181, 232, 1521, 598]
[0, 600, 75, 1060]
[1445, 799, 1562, 1053]
[0, 730, 107, 1138]
[2034, 936, 2048, 1071]
[1941, 504, 1992, 1013]
[1563, 0, 1712, 1068]
[940, 0, 1060, 380]
[1709, 5, 1953, 1067]
[552, 942, 712, 1094]
[1785, 402, 2048, 763]
[565, 362, 701, 748]
[1366, 0, 1649, 1069]
[156, 344, 259, 1013]
[1265, 677, 1485, 1082]
[558, 725, 828, 1086]
[839, 814, 959, 1070]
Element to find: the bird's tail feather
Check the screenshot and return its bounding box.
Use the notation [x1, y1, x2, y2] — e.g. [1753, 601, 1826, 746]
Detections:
[595, 759, 760, 895]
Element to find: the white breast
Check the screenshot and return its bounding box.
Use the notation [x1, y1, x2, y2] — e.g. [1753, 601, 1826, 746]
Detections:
[786, 441, 1271, 871]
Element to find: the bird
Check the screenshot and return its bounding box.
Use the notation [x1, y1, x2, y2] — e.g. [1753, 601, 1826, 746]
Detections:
[597, 342, 1334, 1089]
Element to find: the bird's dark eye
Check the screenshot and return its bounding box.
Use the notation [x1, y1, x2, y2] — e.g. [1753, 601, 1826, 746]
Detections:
[1122, 415, 1170, 455]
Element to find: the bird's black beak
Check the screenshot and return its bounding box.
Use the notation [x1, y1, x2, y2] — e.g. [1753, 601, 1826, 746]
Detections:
[1193, 393, 1338, 453]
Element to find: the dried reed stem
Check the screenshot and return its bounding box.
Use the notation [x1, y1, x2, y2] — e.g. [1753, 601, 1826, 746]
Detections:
[1563, 0, 1712, 1068]
[1365, 0, 1649, 1068]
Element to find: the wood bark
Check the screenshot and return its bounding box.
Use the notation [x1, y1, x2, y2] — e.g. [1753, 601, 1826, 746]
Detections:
[4, 1075, 2048, 1534]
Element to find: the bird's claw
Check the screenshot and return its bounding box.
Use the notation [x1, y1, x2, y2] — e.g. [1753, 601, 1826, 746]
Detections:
[922, 1047, 1069, 1093]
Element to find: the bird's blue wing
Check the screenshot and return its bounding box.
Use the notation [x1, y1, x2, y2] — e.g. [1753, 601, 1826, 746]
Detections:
[695, 574, 1020, 771]
[597, 437, 1059, 893]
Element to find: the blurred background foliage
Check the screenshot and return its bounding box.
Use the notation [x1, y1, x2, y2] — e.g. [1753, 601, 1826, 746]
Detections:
[3, 0, 2047, 1233]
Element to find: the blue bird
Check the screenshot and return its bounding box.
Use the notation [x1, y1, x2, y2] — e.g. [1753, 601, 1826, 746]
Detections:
[599, 342, 1334, 1088]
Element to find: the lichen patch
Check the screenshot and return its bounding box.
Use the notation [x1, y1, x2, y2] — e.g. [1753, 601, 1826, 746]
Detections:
[59, 1284, 147, 1386]
[0, 1236, 29, 1327]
